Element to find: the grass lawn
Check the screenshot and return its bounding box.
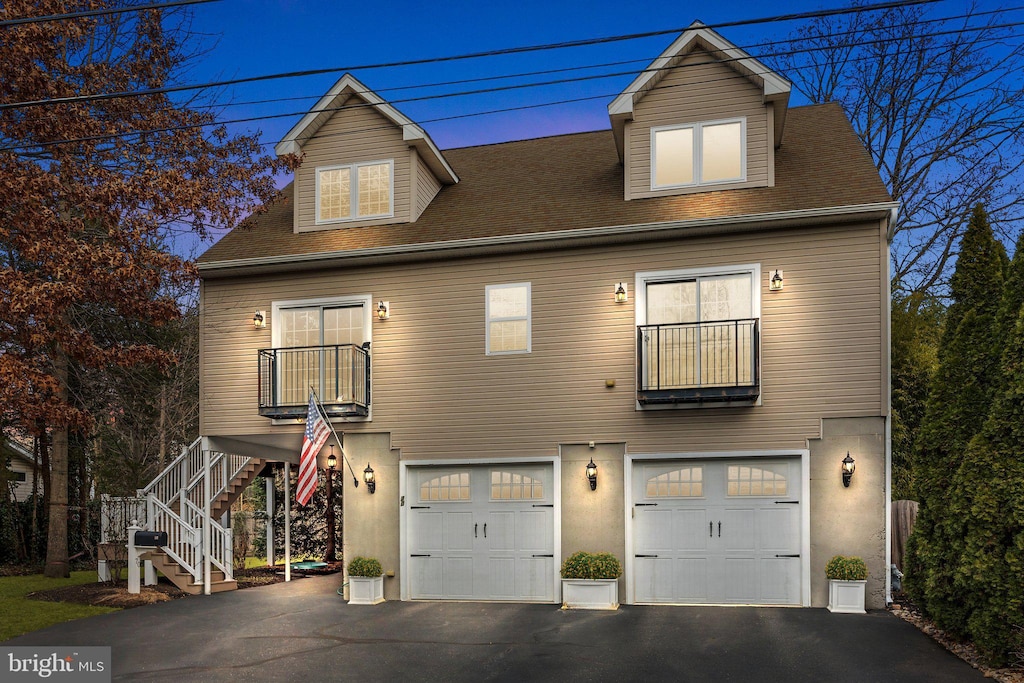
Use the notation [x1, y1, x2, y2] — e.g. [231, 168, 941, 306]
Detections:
[0, 571, 119, 642]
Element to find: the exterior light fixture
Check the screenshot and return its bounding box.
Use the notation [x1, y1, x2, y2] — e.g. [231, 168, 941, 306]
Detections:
[253, 310, 266, 328]
[363, 462, 376, 494]
[325, 445, 337, 561]
[586, 458, 598, 491]
[842, 452, 856, 487]
[377, 301, 390, 320]
[614, 282, 628, 303]
[326, 445, 337, 471]
[769, 270, 784, 291]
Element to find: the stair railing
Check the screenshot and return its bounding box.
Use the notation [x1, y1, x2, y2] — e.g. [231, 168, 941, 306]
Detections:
[140, 437, 203, 508]
[149, 496, 201, 583]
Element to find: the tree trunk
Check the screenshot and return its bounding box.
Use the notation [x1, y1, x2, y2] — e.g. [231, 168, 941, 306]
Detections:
[44, 353, 70, 578]
[158, 383, 167, 471]
[30, 433, 40, 562]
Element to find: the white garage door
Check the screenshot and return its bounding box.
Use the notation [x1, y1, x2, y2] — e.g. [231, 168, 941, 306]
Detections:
[408, 464, 555, 602]
[633, 458, 801, 605]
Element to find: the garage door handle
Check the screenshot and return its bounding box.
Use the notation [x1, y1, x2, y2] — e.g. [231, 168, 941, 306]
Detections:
[411, 506, 431, 509]
[718, 522, 721, 537]
[710, 522, 713, 537]
[411, 554, 432, 557]
[774, 501, 799, 505]
[532, 554, 554, 558]
[635, 554, 659, 558]
[635, 503, 658, 507]
[483, 523, 487, 538]
[775, 554, 800, 558]
[532, 504, 554, 507]
[474, 523, 478, 538]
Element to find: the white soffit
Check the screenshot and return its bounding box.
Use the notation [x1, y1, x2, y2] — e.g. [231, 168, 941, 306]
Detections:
[607, 21, 792, 154]
[274, 73, 459, 185]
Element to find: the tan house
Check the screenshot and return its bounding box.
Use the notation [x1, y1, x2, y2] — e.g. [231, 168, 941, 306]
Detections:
[141, 23, 896, 605]
[2, 436, 36, 503]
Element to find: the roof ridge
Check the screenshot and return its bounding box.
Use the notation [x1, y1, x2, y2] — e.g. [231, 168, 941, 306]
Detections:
[442, 128, 610, 152]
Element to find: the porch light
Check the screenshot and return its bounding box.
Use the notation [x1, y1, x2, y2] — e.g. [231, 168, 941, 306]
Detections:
[253, 310, 266, 328]
[327, 445, 337, 471]
[377, 301, 390, 320]
[363, 462, 376, 494]
[842, 452, 856, 487]
[769, 270, 784, 291]
[586, 458, 598, 491]
[614, 282, 628, 303]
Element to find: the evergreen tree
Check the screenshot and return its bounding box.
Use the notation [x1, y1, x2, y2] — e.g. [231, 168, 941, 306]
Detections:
[905, 205, 1006, 631]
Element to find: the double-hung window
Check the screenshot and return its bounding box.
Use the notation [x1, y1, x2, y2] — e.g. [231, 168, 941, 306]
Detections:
[486, 283, 531, 355]
[652, 118, 745, 189]
[316, 160, 393, 223]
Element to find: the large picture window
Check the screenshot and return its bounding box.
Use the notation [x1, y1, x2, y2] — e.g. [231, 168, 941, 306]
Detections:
[316, 160, 393, 223]
[652, 118, 745, 189]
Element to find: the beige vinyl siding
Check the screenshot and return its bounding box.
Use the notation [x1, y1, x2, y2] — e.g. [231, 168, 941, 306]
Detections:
[412, 150, 442, 221]
[200, 220, 884, 462]
[294, 102, 412, 231]
[628, 49, 770, 200]
[6, 456, 35, 502]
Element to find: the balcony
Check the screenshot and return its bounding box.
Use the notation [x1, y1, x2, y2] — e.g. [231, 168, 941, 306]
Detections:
[636, 319, 759, 405]
[258, 343, 370, 419]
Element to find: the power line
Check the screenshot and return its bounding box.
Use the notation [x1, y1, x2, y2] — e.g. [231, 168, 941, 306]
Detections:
[0, 0, 220, 28]
[0, 0, 939, 113]
[7, 14, 1020, 156]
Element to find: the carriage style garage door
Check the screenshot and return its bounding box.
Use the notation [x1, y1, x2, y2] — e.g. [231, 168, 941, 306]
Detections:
[632, 458, 802, 605]
[408, 464, 555, 602]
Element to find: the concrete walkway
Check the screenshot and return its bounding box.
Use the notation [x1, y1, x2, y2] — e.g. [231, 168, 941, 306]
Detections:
[9, 575, 984, 682]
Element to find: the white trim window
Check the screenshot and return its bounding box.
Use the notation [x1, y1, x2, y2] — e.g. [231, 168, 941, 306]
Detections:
[652, 117, 746, 189]
[486, 282, 531, 355]
[316, 159, 394, 224]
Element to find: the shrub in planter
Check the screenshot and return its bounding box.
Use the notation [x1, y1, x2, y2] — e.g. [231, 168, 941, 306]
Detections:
[347, 556, 384, 605]
[825, 555, 868, 581]
[561, 551, 622, 610]
[347, 556, 383, 577]
[826, 555, 868, 614]
[560, 551, 622, 580]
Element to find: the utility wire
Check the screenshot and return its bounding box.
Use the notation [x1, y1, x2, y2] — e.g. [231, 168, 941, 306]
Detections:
[6, 16, 1020, 156]
[0, 0, 939, 112]
[0, 0, 220, 28]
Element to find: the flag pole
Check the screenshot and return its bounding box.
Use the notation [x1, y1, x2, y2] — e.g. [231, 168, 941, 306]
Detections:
[309, 386, 360, 488]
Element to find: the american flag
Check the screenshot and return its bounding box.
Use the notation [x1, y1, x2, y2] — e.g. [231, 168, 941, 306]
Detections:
[297, 392, 329, 506]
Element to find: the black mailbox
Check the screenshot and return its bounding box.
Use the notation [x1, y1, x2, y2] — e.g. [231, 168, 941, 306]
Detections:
[133, 531, 167, 547]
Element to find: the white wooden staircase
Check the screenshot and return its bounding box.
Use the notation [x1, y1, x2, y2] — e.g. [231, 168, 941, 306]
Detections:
[137, 439, 265, 595]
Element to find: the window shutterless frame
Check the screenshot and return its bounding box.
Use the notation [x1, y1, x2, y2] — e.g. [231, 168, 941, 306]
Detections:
[485, 282, 532, 355]
[315, 159, 395, 225]
[651, 117, 746, 190]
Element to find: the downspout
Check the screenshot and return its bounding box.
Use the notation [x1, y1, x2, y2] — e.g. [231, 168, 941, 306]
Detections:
[884, 207, 898, 605]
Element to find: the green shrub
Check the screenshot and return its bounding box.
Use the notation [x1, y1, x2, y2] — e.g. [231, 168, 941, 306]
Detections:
[825, 555, 868, 581]
[560, 551, 622, 580]
[346, 556, 382, 577]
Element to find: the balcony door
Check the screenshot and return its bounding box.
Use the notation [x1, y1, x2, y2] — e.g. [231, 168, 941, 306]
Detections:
[277, 303, 366, 406]
[643, 273, 754, 390]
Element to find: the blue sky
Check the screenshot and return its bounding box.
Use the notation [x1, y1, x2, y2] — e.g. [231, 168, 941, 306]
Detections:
[184, 0, 850, 152]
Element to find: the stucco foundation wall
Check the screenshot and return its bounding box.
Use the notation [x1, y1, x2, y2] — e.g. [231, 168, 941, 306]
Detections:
[808, 416, 886, 609]
[340, 432, 401, 601]
[560, 443, 627, 595]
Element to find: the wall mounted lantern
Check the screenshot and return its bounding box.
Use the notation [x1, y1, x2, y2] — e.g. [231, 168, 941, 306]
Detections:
[614, 283, 628, 303]
[363, 462, 376, 494]
[586, 458, 598, 491]
[377, 301, 390, 320]
[769, 270, 784, 292]
[253, 310, 266, 328]
[842, 452, 856, 487]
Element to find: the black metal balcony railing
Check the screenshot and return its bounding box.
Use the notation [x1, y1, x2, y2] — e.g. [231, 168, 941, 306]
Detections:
[637, 319, 759, 404]
[258, 343, 370, 419]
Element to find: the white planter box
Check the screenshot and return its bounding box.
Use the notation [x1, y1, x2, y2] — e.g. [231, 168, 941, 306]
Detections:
[349, 576, 384, 605]
[561, 579, 619, 610]
[827, 579, 866, 614]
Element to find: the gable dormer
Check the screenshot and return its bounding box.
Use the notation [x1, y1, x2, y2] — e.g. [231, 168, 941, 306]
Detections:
[275, 74, 458, 233]
[608, 22, 790, 201]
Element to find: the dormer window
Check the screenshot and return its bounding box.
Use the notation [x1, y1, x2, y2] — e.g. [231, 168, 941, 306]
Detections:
[652, 118, 745, 189]
[316, 160, 394, 224]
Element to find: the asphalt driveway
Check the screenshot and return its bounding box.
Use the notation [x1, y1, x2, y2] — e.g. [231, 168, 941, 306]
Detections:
[8, 574, 983, 682]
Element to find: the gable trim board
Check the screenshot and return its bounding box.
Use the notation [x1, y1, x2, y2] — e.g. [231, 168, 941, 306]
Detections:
[198, 201, 898, 277]
[275, 73, 458, 185]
